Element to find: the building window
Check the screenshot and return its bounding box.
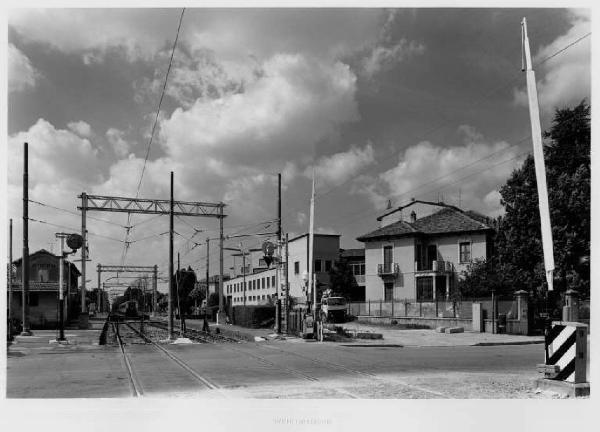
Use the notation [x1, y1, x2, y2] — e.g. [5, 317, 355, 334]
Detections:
[384, 283, 393, 302]
[325, 260, 332, 272]
[351, 263, 365, 275]
[259, 258, 266, 267]
[459, 242, 471, 263]
[261, 278, 265, 289]
[266, 277, 270, 288]
[314, 260, 322, 272]
[383, 245, 393, 273]
[271, 275, 275, 287]
[294, 261, 300, 274]
[417, 277, 434, 301]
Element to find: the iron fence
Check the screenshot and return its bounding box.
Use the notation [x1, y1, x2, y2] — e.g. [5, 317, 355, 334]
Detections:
[346, 298, 517, 320]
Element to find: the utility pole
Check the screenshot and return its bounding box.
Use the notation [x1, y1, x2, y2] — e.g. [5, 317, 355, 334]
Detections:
[285, 232, 289, 334]
[153, 265, 158, 317]
[97, 264, 101, 313]
[205, 238, 210, 306]
[79, 191, 88, 329]
[218, 206, 224, 322]
[241, 243, 247, 307]
[308, 168, 316, 322]
[177, 251, 183, 336]
[21, 142, 32, 336]
[276, 173, 282, 333]
[57, 235, 66, 341]
[8, 219, 13, 325]
[168, 171, 174, 339]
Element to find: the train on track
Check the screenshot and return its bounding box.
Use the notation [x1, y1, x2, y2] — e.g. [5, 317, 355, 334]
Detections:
[111, 300, 149, 320]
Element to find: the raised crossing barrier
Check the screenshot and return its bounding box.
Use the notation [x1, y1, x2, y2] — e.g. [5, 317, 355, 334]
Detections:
[535, 321, 589, 397]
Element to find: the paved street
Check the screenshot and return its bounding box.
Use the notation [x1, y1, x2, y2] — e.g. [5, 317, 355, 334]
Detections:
[6, 328, 557, 399]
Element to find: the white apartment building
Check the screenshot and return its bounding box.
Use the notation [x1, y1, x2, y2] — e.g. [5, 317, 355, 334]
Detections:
[224, 233, 341, 307]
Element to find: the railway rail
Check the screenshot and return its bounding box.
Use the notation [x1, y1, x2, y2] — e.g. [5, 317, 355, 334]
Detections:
[112, 320, 221, 396]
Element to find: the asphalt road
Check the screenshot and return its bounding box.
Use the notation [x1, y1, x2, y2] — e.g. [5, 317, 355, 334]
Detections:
[7, 336, 548, 398]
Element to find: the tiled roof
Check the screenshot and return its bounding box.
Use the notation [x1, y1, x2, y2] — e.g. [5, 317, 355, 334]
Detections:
[357, 206, 492, 242]
[356, 220, 418, 242]
[411, 207, 491, 234]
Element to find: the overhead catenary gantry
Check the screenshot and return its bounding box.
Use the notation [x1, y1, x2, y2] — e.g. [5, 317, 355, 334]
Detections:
[78, 182, 226, 337]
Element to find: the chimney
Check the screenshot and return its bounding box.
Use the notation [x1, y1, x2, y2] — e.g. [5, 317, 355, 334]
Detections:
[410, 210, 417, 223]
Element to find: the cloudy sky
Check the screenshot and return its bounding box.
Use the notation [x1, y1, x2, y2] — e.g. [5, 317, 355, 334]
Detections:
[5, 7, 591, 292]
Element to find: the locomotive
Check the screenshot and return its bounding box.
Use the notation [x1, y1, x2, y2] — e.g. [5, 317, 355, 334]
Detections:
[115, 300, 139, 318]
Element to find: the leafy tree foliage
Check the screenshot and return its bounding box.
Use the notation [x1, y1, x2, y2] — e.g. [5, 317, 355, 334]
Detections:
[172, 266, 198, 314]
[496, 101, 590, 297]
[459, 102, 590, 298]
[328, 260, 358, 299]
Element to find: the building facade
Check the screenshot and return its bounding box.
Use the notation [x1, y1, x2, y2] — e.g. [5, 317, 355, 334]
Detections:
[223, 233, 341, 308]
[9, 249, 81, 328]
[339, 248, 366, 301]
[357, 201, 494, 302]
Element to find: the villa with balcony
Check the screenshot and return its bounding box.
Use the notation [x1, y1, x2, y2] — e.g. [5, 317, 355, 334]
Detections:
[356, 200, 494, 301]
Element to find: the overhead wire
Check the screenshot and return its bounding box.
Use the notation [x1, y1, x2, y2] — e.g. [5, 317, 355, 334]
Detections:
[121, 8, 186, 265]
[29, 218, 125, 243]
[275, 30, 592, 231]
[28, 199, 127, 228]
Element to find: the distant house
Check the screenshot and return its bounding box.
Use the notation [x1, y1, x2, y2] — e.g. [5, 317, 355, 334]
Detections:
[356, 200, 494, 302]
[9, 249, 81, 328]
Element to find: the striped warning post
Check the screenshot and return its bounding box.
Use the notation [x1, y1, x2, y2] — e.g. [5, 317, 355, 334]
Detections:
[545, 322, 587, 383]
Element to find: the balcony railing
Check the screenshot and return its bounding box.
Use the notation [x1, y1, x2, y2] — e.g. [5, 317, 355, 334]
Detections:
[414, 260, 454, 273]
[377, 263, 399, 277]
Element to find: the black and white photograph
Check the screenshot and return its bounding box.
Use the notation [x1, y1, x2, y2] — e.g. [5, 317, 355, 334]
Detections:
[2, 2, 595, 430]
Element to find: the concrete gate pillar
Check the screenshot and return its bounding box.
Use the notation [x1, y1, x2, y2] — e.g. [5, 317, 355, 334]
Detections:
[514, 290, 529, 335]
[562, 289, 579, 322]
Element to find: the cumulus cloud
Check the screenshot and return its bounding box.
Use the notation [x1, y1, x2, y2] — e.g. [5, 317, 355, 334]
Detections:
[67, 121, 92, 138]
[134, 48, 252, 109]
[306, 143, 375, 189]
[358, 9, 425, 79]
[513, 9, 591, 113]
[9, 9, 180, 62]
[8, 43, 40, 92]
[362, 40, 425, 79]
[159, 54, 359, 167]
[106, 128, 131, 158]
[8, 119, 102, 189]
[9, 9, 383, 65]
[355, 126, 524, 217]
[89, 53, 360, 227]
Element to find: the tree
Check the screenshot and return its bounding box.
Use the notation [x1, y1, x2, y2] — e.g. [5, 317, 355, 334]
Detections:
[495, 101, 590, 297]
[456, 258, 514, 299]
[172, 266, 198, 314]
[328, 260, 358, 300]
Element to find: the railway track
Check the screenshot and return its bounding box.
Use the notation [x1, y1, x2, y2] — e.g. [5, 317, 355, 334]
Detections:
[113, 319, 444, 398]
[144, 321, 242, 344]
[113, 321, 221, 396]
[112, 321, 143, 397]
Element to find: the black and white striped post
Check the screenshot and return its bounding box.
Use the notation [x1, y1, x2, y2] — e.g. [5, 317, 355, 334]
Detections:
[536, 321, 589, 396]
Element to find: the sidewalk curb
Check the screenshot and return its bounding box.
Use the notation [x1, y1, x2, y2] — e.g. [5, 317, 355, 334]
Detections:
[473, 340, 544, 346]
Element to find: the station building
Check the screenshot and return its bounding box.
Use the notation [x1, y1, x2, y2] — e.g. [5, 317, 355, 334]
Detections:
[8, 249, 81, 328]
